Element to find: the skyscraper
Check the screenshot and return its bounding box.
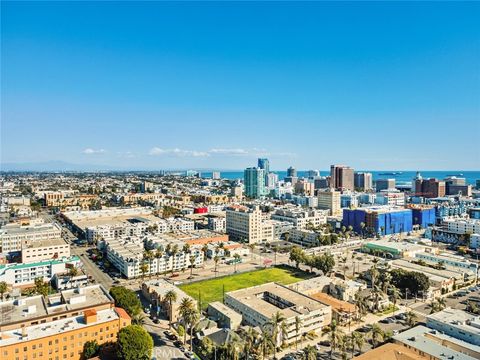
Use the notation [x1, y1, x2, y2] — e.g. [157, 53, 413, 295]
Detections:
[287, 166, 297, 177]
[244, 167, 266, 198]
[258, 158, 270, 184]
[330, 164, 354, 191]
[354, 172, 373, 191]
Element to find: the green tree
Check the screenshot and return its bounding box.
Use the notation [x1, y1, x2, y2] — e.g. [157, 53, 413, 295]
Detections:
[370, 324, 384, 348]
[0, 281, 8, 301]
[405, 311, 418, 327]
[302, 345, 318, 360]
[294, 315, 302, 351]
[179, 297, 196, 346]
[109, 286, 142, 317]
[322, 320, 343, 356]
[116, 325, 153, 360]
[34, 277, 49, 297]
[82, 340, 99, 359]
[198, 336, 214, 359]
[351, 331, 364, 356]
[259, 327, 274, 360]
[289, 246, 304, 268]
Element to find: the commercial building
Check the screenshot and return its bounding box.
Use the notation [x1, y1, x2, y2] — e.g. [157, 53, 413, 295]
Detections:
[354, 172, 373, 191]
[244, 167, 266, 199]
[257, 158, 270, 184]
[21, 238, 70, 263]
[0, 222, 62, 254]
[342, 206, 413, 235]
[406, 205, 436, 229]
[376, 179, 396, 191]
[0, 285, 131, 360]
[317, 189, 341, 216]
[224, 282, 331, 345]
[330, 165, 354, 191]
[375, 190, 405, 206]
[0, 256, 82, 289]
[226, 205, 272, 243]
[206, 214, 226, 232]
[413, 176, 446, 198]
[287, 166, 297, 178]
[363, 240, 427, 259]
[414, 251, 478, 273]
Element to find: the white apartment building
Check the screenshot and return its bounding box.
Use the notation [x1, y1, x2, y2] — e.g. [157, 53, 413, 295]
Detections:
[21, 238, 70, 263]
[427, 308, 480, 346]
[375, 190, 406, 206]
[0, 222, 62, 253]
[271, 207, 328, 229]
[317, 190, 341, 216]
[225, 283, 331, 346]
[288, 229, 324, 247]
[444, 218, 480, 235]
[470, 234, 480, 250]
[226, 205, 272, 243]
[105, 238, 204, 278]
[207, 215, 226, 232]
[0, 256, 82, 288]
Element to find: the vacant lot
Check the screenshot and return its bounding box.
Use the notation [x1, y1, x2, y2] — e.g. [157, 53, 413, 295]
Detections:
[179, 266, 313, 309]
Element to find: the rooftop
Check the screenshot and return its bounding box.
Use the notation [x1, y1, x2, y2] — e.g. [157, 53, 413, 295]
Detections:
[353, 343, 426, 360]
[225, 282, 330, 319]
[427, 308, 480, 337]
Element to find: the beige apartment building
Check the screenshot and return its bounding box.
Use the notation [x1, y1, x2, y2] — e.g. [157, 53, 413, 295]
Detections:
[21, 238, 70, 263]
[317, 189, 341, 216]
[226, 205, 273, 243]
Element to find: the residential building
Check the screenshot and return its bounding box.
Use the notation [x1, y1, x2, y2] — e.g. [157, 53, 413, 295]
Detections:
[244, 167, 266, 199]
[353, 343, 427, 360]
[0, 222, 62, 254]
[226, 205, 272, 243]
[317, 189, 341, 216]
[0, 256, 82, 289]
[287, 166, 297, 178]
[207, 301, 243, 330]
[21, 238, 70, 263]
[271, 207, 328, 229]
[224, 282, 331, 346]
[444, 218, 480, 235]
[257, 158, 270, 184]
[0, 285, 131, 360]
[206, 214, 226, 232]
[426, 308, 480, 346]
[141, 279, 196, 322]
[375, 190, 405, 206]
[211, 171, 221, 180]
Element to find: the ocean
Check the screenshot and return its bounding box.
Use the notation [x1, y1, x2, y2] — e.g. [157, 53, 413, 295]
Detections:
[201, 170, 480, 185]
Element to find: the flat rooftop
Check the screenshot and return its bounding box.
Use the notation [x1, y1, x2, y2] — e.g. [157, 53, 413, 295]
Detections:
[22, 237, 67, 249]
[0, 222, 61, 235]
[427, 308, 480, 337]
[364, 240, 425, 252]
[0, 284, 113, 327]
[393, 325, 480, 360]
[0, 308, 121, 347]
[226, 282, 329, 319]
[143, 279, 194, 305]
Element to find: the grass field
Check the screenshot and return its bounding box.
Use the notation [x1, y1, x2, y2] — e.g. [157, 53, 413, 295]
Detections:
[179, 266, 313, 309]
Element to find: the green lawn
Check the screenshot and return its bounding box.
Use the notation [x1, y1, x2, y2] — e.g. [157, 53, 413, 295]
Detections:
[179, 266, 313, 309]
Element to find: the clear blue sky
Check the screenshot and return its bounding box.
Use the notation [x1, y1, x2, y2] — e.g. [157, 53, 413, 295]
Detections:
[1, 1, 479, 170]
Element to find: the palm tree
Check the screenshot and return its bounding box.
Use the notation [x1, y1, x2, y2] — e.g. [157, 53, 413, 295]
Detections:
[214, 255, 220, 274]
[179, 297, 195, 346]
[371, 285, 384, 312]
[189, 254, 196, 278]
[139, 262, 149, 280]
[294, 316, 302, 351]
[388, 285, 401, 315]
[302, 345, 317, 360]
[405, 311, 418, 327]
[171, 244, 179, 274]
[233, 253, 241, 272]
[164, 290, 177, 329]
[351, 331, 364, 356]
[155, 248, 164, 277]
[427, 301, 439, 314]
[188, 309, 199, 351]
[201, 244, 209, 266]
[354, 292, 368, 321]
[437, 297, 446, 311]
[259, 327, 274, 360]
[269, 311, 286, 358]
[0, 281, 8, 301]
[68, 266, 78, 277]
[370, 323, 384, 348]
[143, 249, 153, 278]
[132, 313, 146, 325]
[248, 243, 255, 260]
[322, 320, 342, 356]
[272, 245, 279, 265]
[338, 334, 349, 360]
[241, 327, 259, 360]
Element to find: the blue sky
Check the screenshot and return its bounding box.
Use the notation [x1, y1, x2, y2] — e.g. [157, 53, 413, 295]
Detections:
[1, 1, 479, 170]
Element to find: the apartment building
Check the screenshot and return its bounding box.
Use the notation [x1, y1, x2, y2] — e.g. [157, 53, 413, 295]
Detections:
[270, 207, 328, 229]
[0, 256, 82, 289]
[225, 283, 331, 346]
[0, 285, 131, 360]
[206, 215, 226, 232]
[317, 189, 341, 216]
[375, 190, 405, 206]
[426, 308, 480, 346]
[444, 218, 480, 235]
[21, 238, 70, 263]
[0, 222, 62, 253]
[226, 205, 272, 243]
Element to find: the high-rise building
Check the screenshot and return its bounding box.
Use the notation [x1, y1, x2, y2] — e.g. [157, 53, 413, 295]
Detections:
[211, 171, 221, 179]
[266, 172, 279, 189]
[317, 189, 341, 216]
[314, 177, 329, 189]
[226, 205, 273, 243]
[354, 172, 373, 191]
[287, 166, 297, 178]
[376, 178, 396, 192]
[258, 158, 270, 173]
[244, 167, 266, 199]
[330, 165, 354, 191]
[307, 170, 320, 178]
[413, 175, 446, 198]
